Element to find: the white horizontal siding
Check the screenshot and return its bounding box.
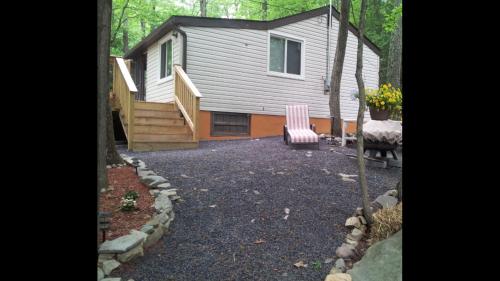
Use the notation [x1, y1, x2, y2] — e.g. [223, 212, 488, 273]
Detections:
[145, 31, 182, 103]
[180, 14, 379, 120]
[144, 14, 379, 120]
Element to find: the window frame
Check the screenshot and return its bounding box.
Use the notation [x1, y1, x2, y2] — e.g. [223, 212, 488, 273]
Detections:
[157, 36, 173, 84]
[267, 31, 305, 80]
[210, 112, 251, 137]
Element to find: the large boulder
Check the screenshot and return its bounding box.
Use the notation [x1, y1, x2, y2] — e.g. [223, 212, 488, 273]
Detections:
[347, 231, 402, 281]
[98, 268, 104, 281]
[375, 195, 398, 209]
[325, 273, 352, 281]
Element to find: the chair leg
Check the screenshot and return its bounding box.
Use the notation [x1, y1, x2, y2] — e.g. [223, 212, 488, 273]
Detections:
[391, 150, 398, 160]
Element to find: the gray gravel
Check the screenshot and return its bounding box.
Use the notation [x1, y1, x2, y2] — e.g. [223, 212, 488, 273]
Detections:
[113, 137, 401, 281]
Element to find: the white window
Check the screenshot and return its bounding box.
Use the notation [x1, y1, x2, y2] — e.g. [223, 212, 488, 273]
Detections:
[158, 38, 173, 83]
[268, 32, 305, 79]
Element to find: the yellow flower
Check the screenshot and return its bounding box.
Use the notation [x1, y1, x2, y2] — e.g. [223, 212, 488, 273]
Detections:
[381, 101, 385, 105]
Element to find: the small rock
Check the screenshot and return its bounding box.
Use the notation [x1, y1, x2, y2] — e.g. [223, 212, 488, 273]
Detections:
[375, 195, 398, 209]
[276, 171, 285, 175]
[357, 216, 367, 225]
[249, 171, 255, 174]
[116, 244, 143, 263]
[334, 258, 346, 272]
[99, 233, 145, 254]
[144, 227, 164, 248]
[329, 267, 343, 275]
[112, 164, 117, 168]
[170, 195, 182, 201]
[306, 154, 312, 157]
[98, 268, 104, 281]
[284, 208, 290, 214]
[140, 175, 167, 186]
[253, 190, 261, 195]
[283, 215, 289, 220]
[351, 228, 364, 240]
[154, 194, 173, 213]
[355, 207, 363, 216]
[100, 188, 106, 193]
[199, 189, 209, 192]
[345, 217, 361, 228]
[336, 243, 355, 259]
[140, 225, 155, 234]
[102, 259, 120, 275]
[211, 149, 217, 152]
[106, 165, 112, 169]
[321, 168, 331, 175]
[251, 219, 255, 223]
[180, 174, 191, 178]
[383, 189, 398, 197]
[325, 273, 352, 281]
[209, 205, 217, 208]
[345, 237, 358, 247]
[160, 190, 177, 197]
[156, 183, 172, 189]
[149, 190, 160, 197]
[324, 258, 334, 264]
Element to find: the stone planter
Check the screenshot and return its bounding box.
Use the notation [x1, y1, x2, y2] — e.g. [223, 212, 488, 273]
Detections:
[369, 107, 390, 120]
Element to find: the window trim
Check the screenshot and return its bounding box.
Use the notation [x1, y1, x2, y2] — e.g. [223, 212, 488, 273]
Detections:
[157, 36, 173, 85]
[267, 31, 305, 80]
[210, 112, 251, 137]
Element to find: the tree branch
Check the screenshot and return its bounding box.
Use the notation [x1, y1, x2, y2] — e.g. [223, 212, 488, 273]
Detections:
[111, 0, 130, 45]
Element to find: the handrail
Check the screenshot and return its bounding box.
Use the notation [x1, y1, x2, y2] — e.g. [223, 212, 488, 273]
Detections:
[174, 64, 202, 141]
[112, 57, 137, 150]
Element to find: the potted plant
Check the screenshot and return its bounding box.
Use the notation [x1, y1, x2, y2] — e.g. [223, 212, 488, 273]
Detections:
[366, 83, 402, 120]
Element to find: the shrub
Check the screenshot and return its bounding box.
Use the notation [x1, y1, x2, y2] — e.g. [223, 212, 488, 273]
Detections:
[120, 191, 139, 212]
[369, 202, 402, 243]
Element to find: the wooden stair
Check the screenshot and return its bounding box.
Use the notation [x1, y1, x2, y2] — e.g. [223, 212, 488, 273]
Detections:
[119, 101, 199, 151]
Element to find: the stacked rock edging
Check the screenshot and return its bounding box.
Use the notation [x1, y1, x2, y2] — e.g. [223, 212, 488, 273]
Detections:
[97, 154, 182, 281]
[324, 188, 401, 281]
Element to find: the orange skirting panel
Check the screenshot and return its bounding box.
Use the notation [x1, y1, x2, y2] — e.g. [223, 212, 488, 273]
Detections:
[198, 110, 356, 141]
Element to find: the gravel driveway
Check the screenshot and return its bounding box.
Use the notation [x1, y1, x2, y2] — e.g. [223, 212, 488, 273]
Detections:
[113, 137, 401, 281]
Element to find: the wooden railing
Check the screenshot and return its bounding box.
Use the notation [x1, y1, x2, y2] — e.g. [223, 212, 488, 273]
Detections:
[174, 65, 202, 141]
[112, 57, 138, 150]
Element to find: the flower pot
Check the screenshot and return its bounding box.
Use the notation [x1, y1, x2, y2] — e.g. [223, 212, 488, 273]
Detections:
[369, 107, 390, 120]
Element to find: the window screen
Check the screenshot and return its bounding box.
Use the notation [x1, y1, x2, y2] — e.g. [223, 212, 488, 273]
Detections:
[211, 112, 251, 136]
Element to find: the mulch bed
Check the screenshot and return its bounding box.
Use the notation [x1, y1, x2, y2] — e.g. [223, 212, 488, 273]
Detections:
[98, 166, 155, 243]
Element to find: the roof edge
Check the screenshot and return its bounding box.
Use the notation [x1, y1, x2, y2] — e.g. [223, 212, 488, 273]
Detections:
[124, 5, 381, 59]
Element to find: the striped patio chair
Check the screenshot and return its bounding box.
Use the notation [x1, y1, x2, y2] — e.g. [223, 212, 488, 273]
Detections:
[283, 104, 319, 149]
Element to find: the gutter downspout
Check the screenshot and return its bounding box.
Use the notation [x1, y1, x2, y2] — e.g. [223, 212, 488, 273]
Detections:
[324, 2, 332, 94]
[173, 26, 187, 72]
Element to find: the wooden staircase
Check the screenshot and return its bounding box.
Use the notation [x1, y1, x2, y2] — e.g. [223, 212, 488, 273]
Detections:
[111, 56, 202, 151]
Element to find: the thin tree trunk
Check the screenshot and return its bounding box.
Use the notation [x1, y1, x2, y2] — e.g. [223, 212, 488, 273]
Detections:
[262, 0, 268, 20]
[329, 0, 351, 137]
[98, 0, 112, 243]
[386, 0, 402, 88]
[123, 15, 129, 53]
[200, 0, 207, 17]
[354, 0, 373, 225]
[140, 20, 146, 39]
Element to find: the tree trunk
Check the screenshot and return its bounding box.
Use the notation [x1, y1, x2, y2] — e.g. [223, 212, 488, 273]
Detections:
[262, 0, 268, 20]
[123, 16, 129, 53]
[200, 0, 207, 17]
[386, 0, 402, 88]
[140, 20, 146, 39]
[98, 0, 112, 243]
[329, 0, 351, 137]
[354, 0, 373, 225]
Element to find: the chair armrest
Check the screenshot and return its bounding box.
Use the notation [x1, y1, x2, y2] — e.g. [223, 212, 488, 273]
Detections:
[310, 124, 316, 133]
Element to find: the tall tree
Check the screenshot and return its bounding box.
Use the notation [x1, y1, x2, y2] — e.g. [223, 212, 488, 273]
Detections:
[200, 0, 207, 16]
[354, 0, 373, 225]
[386, 0, 402, 88]
[329, 0, 351, 137]
[98, 0, 112, 241]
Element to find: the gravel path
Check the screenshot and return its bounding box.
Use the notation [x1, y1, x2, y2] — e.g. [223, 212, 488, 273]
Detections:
[113, 137, 401, 281]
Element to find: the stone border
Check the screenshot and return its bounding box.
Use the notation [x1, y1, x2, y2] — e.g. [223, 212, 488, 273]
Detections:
[98, 154, 182, 281]
[324, 189, 400, 281]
